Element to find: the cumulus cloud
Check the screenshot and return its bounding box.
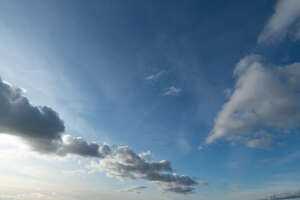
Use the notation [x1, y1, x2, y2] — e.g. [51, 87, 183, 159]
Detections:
[90, 146, 203, 194]
[164, 86, 182, 96]
[0, 77, 110, 157]
[259, 190, 300, 200]
[0, 77, 64, 153]
[206, 55, 300, 147]
[0, 77, 200, 194]
[121, 186, 147, 193]
[57, 135, 111, 158]
[258, 0, 300, 43]
[145, 71, 166, 81]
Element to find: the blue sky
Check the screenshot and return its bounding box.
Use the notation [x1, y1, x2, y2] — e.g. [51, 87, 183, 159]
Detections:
[1, 0, 300, 200]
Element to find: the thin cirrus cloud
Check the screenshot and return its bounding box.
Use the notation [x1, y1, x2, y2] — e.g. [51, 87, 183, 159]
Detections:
[0, 77, 202, 194]
[121, 186, 147, 193]
[258, 0, 300, 43]
[206, 55, 300, 148]
[258, 190, 300, 200]
[164, 86, 182, 96]
[145, 70, 166, 81]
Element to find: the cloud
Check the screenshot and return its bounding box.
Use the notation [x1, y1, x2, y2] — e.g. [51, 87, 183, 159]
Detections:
[206, 55, 300, 147]
[164, 86, 182, 96]
[0, 77, 110, 158]
[57, 135, 111, 158]
[259, 190, 300, 200]
[0, 77, 64, 153]
[0, 77, 200, 194]
[258, 0, 300, 43]
[246, 137, 272, 149]
[145, 71, 166, 81]
[121, 186, 147, 193]
[90, 146, 203, 194]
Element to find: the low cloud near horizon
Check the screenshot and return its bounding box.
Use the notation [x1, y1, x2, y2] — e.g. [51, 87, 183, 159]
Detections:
[259, 190, 300, 200]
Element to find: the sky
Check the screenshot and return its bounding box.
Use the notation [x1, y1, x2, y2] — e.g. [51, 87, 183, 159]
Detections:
[1, 0, 300, 199]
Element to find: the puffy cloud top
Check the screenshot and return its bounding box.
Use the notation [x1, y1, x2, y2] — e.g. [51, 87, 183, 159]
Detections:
[258, 0, 300, 43]
[206, 55, 300, 148]
[91, 146, 201, 194]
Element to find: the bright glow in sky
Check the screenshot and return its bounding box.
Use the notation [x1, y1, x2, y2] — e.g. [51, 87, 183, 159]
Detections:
[1, 0, 300, 200]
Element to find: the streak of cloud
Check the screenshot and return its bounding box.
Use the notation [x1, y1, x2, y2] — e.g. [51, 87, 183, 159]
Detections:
[164, 86, 182, 96]
[259, 190, 300, 200]
[145, 71, 166, 81]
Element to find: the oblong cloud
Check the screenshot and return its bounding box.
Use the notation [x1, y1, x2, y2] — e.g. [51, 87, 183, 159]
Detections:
[145, 70, 166, 81]
[90, 146, 202, 194]
[121, 185, 147, 193]
[164, 86, 182, 96]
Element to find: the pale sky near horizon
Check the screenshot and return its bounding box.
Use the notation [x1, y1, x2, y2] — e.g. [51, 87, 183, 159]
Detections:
[1, 1, 300, 200]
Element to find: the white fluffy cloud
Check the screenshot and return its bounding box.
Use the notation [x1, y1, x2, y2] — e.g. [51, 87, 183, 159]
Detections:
[206, 55, 300, 147]
[258, 0, 300, 43]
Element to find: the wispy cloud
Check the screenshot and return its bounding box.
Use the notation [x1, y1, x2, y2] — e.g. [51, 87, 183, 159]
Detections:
[258, 190, 300, 200]
[121, 186, 147, 193]
[145, 71, 166, 81]
[164, 86, 182, 96]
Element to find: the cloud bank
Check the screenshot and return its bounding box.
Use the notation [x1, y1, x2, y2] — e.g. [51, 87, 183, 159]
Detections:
[0, 77, 201, 194]
[206, 55, 300, 148]
[258, 0, 300, 43]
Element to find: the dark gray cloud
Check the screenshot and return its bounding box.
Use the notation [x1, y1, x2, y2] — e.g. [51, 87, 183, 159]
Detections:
[0, 77, 64, 153]
[0, 77, 110, 158]
[0, 77, 201, 194]
[259, 190, 300, 200]
[91, 146, 203, 194]
[0, 78, 64, 140]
